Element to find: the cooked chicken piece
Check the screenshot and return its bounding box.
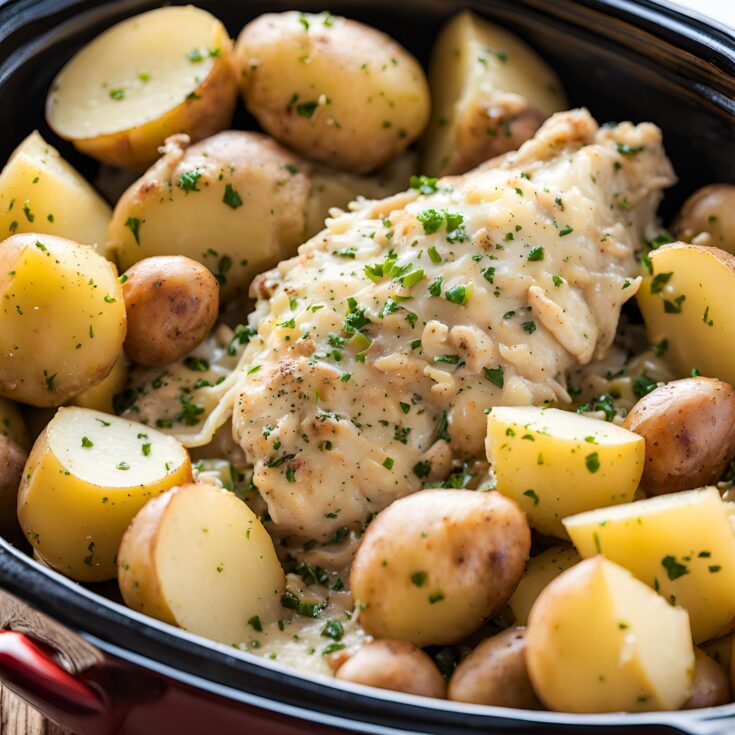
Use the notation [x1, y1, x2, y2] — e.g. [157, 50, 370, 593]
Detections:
[231, 109, 676, 541]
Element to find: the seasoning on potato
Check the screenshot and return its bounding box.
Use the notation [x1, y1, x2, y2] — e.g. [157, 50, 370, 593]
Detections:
[672, 184, 735, 253]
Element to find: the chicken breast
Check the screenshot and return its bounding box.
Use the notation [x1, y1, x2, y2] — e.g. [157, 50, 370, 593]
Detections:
[231, 108, 675, 541]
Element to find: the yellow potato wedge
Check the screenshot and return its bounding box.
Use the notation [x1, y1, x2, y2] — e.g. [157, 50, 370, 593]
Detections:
[637, 243, 735, 385]
[564, 487, 735, 643]
[527, 557, 694, 713]
[118, 482, 285, 644]
[46, 7, 237, 169]
[17, 407, 191, 582]
[0, 234, 126, 407]
[486, 406, 644, 538]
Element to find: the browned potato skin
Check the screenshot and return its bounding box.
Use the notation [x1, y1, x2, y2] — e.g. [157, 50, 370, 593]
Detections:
[122, 256, 219, 367]
[0, 436, 26, 543]
[623, 377, 735, 496]
[335, 640, 446, 698]
[448, 627, 541, 708]
[683, 648, 730, 709]
[672, 184, 735, 253]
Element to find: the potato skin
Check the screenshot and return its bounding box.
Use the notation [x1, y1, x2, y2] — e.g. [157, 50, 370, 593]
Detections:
[0, 436, 27, 543]
[673, 184, 735, 254]
[122, 256, 219, 366]
[335, 640, 445, 698]
[623, 377, 735, 496]
[351, 490, 530, 646]
[682, 648, 730, 709]
[235, 12, 430, 173]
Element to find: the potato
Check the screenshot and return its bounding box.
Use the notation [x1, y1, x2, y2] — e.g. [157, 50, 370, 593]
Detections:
[0, 435, 26, 543]
[0, 234, 126, 407]
[235, 12, 430, 174]
[527, 557, 694, 712]
[421, 11, 566, 176]
[0, 396, 28, 450]
[46, 7, 237, 170]
[702, 634, 733, 672]
[508, 545, 580, 625]
[448, 627, 540, 708]
[0, 131, 110, 246]
[673, 184, 735, 253]
[107, 132, 309, 298]
[637, 243, 735, 385]
[335, 640, 445, 698]
[17, 407, 191, 582]
[118, 482, 285, 644]
[623, 377, 735, 496]
[71, 352, 128, 415]
[683, 648, 730, 709]
[486, 406, 644, 538]
[121, 256, 218, 367]
[564, 487, 735, 643]
[351, 490, 530, 647]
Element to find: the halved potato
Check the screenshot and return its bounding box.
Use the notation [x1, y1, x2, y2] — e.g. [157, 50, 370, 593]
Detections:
[637, 243, 735, 385]
[527, 556, 694, 713]
[422, 10, 566, 176]
[118, 482, 285, 644]
[17, 406, 191, 582]
[486, 406, 644, 538]
[0, 234, 126, 407]
[564, 487, 735, 643]
[46, 7, 237, 169]
[0, 132, 111, 246]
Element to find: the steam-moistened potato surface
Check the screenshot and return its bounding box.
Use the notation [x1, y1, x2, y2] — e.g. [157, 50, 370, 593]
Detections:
[0, 234, 126, 407]
[422, 11, 566, 176]
[564, 487, 735, 643]
[486, 407, 644, 537]
[637, 243, 735, 385]
[46, 7, 237, 169]
[235, 12, 430, 173]
[673, 184, 735, 253]
[118, 482, 285, 644]
[682, 648, 730, 709]
[106, 132, 309, 298]
[0, 132, 111, 246]
[335, 640, 445, 698]
[623, 377, 735, 496]
[17, 407, 191, 582]
[508, 545, 580, 625]
[122, 256, 219, 367]
[526, 557, 694, 712]
[350, 490, 530, 646]
[70, 353, 128, 414]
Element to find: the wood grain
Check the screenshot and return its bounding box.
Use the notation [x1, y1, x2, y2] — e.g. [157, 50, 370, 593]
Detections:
[0, 685, 73, 735]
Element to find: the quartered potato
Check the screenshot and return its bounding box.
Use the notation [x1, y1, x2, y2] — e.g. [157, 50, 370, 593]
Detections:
[118, 482, 285, 644]
[637, 243, 735, 385]
[486, 407, 644, 538]
[422, 10, 566, 176]
[17, 407, 191, 582]
[46, 7, 237, 169]
[672, 184, 735, 253]
[0, 132, 110, 246]
[0, 234, 126, 407]
[564, 487, 735, 643]
[527, 557, 694, 713]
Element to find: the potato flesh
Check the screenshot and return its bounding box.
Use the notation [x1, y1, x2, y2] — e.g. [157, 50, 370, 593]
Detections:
[527, 557, 693, 712]
[0, 132, 110, 246]
[637, 243, 735, 385]
[564, 487, 735, 643]
[486, 406, 644, 537]
[17, 406, 191, 581]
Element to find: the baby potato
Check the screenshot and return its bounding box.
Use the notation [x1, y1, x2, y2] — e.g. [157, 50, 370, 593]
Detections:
[335, 640, 445, 698]
[673, 184, 735, 253]
[448, 627, 540, 708]
[46, 7, 237, 169]
[17, 407, 192, 582]
[422, 11, 566, 176]
[235, 12, 430, 173]
[0, 131, 110, 246]
[0, 396, 28, 450]
[0, 435, 26, 543]
[683, 648, 730, 709]
[527, 557, 694, 713]
[118, 482, 285, 644]
[623, 377, 735, 496]
[107, 132, 309, 299]
[0, 233, 126, 407]
[122, 256, 219, 367]
[637, 243, 735, 385]
[486, 406, 644, 538]
[351, 490, 530, 647]
[71, 352, 128, 415]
